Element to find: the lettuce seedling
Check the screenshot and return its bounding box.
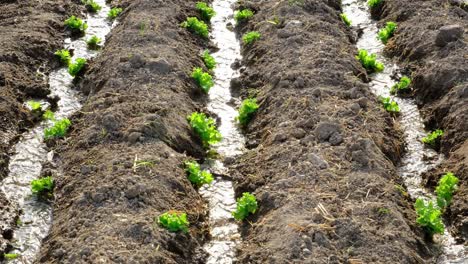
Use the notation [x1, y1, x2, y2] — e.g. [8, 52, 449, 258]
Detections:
[187, 112, 222, 147]
[42, 110, 55, 121]
[340, 13, 352, 27]
[202, 50, 216, 70]
[192, 67, 214, 93]
[390, 76, 411, 95]
[356, 49, 384, 73]
[68, 58, 87, 77]
[234, 9, 254, 23]
[414, 198, 444, 235]
[378, 22, 397, 44]
[3, 253, 20, 260]
[243, 31, 261, 45]
[44, 118, 71, 140]
[196, 2, 216, 22]
[54, 49, 71, 66]
[232, 192, 258, 220]
[184, 161, 213, 187]
[367, 0, 383, 8]
[108, 7, 123, 20]
[158, 211, 189, 232]
[422, 129, 443, 148]
[27, 100, 42, 111]
[86, 35, 102, 50]
[82, 0, 102, 13]
[379, 96, 400, 113]
[31, 176, 54, 197]
[436, 172, 459, 209]
[181, 17, 209, 38]
[64, 16, 88, 34]
[237, 98, 259, 126]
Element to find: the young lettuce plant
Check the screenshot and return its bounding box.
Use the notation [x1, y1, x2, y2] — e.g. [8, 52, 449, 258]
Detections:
[367, 0, 383, 8]
[192, 67, 214, 93]
[31, 176, 54, 198]
[184, 161, 213, 187]
[356, 49, 384, 73]
[54, 49, 71, 66]
[378, 22, 397, 44]
[422, 129, 443, 148]
[42, 110, 55, 121]
[108, 7, 123, 20]
[181, 17, 209, 38]
[243, 31, 261, 45]
[27, 100, 42, 111]
[68, 58, 87, 77]
[202, 50, 216, 70]
[82, 0, 102, 13]
[379, 96, 400, 113]
[340, 13, 352, 27]
[3, 253, 20, 260]
[436, 172, 459, 209]
[44, 118, 71, 140]
[86, 35, 102, 50]
[64, 16, 88, 34]
[390, 76, 411, 95]
[158, 211, 189, 232]
[414, 198, 444, 236]
[187, 112, 222, 147]
[232, 192, 258, 221]
[234, 9, 254, 23]
[196, 2, 216, 22]
[237, 98, 259, 126]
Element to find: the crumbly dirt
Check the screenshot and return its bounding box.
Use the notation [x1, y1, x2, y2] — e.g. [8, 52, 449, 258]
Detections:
[37, 0, 217, 263]
[380, 0, 468, 243]
[229, 0, 437, 263]
[0, 0, 82, 256]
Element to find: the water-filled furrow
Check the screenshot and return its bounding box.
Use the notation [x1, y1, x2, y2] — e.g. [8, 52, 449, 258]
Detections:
[0, 1, 115, 262]
[342, 1, 467, 263]
[199, 1, 244, 263]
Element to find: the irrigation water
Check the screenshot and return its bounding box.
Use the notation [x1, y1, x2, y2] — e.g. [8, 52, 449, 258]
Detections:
[198, 1, 245, 263]
[342, 1, 467, 263]
[0, 1, 115, 262]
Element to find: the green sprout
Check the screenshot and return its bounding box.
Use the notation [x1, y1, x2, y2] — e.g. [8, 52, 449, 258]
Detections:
[232, 192, 258, 221]
[54, 49, 71, 66]
[234, 9, 254, 23]
[378, 22, 397, 44]
[237, 98, 259, 126]
[42, 110, 55, 121]
[44, 118, 71, 140]
[356, 49, 384, 73]
[196, 2, 216, 22]
[379, 96, 400, 113]
[82, 0, 102, 13]
[64, 16, 88, 34]
[3, 253, 20, 260]
[181, 17, 209, 38]
[340, 13, 352, 26]
[202, 50, 216, 70]
[192, 67, 214, 93]
[367, 0, 383, 8]
[242, 31, 261, 45]
[187, 112, 222, 147]
[158, 211, 189, 232]
[184, 161, 213, 187]
[436, 172, 459, 209]
[390, 76, 411, 95]
[86, 35, 102, 50]
[414, 198, 444, 236]
[422, 129, 443, 148]
[107, 7, 123, 20]
[31, 176, 54, 197]
[27, 100, 42, 111]
[68, 58, 87, 77]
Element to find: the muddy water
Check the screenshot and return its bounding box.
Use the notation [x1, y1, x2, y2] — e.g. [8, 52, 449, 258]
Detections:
[0, 1, 115, 263]
[198, 1, 244, 263]
[342, 0, 467, 263]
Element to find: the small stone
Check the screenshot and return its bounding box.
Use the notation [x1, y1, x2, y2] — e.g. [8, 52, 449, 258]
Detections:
[128, 132, 142, 143]
[314, 122, 342, 142]
[435, 24, 463, 47]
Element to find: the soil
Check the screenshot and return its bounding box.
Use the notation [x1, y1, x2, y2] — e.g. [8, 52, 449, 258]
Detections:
[379, 0, 468, 243]
[0, 0, 82, 257]
[229, 0, 437, 263]
[37, 0, 217, 262]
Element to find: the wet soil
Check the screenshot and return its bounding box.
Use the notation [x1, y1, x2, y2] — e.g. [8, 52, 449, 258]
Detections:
[230, 0, 438, 263]
[0, 0, 82, 256]
[379, 0, 468, 243]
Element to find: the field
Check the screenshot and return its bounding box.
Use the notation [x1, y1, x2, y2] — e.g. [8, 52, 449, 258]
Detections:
[0, 0, 466, 263]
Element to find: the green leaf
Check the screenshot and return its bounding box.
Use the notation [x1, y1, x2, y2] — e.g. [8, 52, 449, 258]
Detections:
[187, 112, 222, 147]
[184, 160, 213, 187]
[237, 98, 259, 126]
[232, 192, 258, 220]
[158, 211, 189, 232]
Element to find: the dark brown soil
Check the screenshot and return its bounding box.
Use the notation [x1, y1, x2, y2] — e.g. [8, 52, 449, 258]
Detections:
[380, 0, 468, 243]
[37, 0, 216, 263]
[229, 0, 436, 263]
[0, 0, 82, 256]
